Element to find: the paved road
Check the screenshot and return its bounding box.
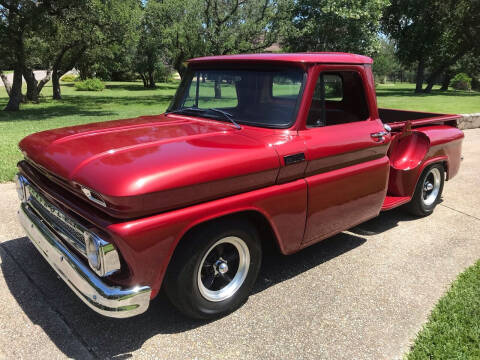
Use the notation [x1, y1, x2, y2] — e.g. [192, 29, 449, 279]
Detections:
[1, 71, 52, 89]
[1, 129, 479, 360]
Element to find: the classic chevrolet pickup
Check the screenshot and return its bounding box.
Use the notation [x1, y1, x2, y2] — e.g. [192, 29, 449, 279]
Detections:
[15, 53, 464, 319]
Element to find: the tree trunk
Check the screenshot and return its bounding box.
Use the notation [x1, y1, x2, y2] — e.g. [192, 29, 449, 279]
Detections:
[148, 71, 155, 88]
[424, 68, 444, 93]
[37, 70, 52, 94]
[4, 68, 23, 111]
[140, 73, 147, 87]
[424, 52, 467, 93]
[24, 68, 39, 102]
[440, 71, 452, 91]
[52, 69, 62, 99]
[173, 52, 188, 80]
[0, 71, 12, 96]
[415, 60, 425, 93]
[214, 79, 222, 98]
[24, 69, 52, 102]
[424, 69, 442, 93]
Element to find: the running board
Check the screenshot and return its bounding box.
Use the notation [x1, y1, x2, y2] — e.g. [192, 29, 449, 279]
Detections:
[381, 196, 411, 211]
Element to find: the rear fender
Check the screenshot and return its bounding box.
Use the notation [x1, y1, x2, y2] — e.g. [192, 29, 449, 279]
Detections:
[387, 126, 463, 197]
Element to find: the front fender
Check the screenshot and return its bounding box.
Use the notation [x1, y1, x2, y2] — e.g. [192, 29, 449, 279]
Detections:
[106, 179, 307, 298]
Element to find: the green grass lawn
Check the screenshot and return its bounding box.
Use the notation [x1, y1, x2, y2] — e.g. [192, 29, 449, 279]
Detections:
[376, 83, 480, 114]
[0, 80, 479, 182]
[407, 260, 480, 359]
[0, 81, 178, 182]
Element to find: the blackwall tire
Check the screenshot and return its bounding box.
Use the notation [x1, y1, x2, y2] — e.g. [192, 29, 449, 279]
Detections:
[164, 219, 262, 319]
[405, 164, 445, 217]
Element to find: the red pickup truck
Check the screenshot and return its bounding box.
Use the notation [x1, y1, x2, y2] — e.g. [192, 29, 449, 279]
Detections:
[15, 53, 464, 319]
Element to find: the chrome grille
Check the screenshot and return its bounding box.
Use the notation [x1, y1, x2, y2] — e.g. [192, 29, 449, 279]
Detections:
[26, 185, 87, 257]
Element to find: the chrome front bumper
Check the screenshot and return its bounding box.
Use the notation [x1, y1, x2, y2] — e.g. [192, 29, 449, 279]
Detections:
[18, 203, 151, 318]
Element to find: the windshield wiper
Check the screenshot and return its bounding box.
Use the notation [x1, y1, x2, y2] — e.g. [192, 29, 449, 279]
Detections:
[165, 106, 204, 115]
[207, 108, 241, 130]
[166, 107, 241, 130]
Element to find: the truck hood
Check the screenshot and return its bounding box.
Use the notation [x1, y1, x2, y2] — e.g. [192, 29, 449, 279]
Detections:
[19, 114, 280, 217]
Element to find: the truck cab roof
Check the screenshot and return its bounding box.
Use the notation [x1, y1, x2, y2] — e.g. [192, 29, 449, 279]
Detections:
[189, 52, 373, 65]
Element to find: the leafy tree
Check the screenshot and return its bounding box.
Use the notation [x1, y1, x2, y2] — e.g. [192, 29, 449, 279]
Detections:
[450, 73, 472, 91]
[134, 0, 171, 88]
[139, 0, 286, 86]
[372, 37, 401, 83]
[442, 56, 480, 91]
[382, 0, 480, 93]
[282, 0, 388, 55]
[421, 0, 480, 93]
[135, 26, 162, 88]
[0, 10, 14, 96]
[74, 0, 142, 82]
[0, 0, 83, 110]
[203, 0, 284, 55]
[382, 0, 443, 93]
[22, 34, 54, 102]
[34, 0, 142, 99]
[150, 0, 205, 79]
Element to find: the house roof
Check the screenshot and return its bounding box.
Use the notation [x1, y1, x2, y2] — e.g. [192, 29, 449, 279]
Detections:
[189, 52, 373, 65]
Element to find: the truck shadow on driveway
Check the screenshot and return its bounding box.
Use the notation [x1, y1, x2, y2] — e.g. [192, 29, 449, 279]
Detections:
[1, 207, 414, 359]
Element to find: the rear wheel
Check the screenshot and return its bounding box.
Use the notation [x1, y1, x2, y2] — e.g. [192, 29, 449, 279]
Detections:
[406, 164, 444, 216]
[164, 220, 262, 319]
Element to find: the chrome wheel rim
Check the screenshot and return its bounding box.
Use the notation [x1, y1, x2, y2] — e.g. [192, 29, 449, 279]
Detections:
[197, 236, 250, 302]
[422, 168, 441, 206]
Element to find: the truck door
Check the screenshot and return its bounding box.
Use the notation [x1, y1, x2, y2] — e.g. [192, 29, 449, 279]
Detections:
[300, 66, 391, 244]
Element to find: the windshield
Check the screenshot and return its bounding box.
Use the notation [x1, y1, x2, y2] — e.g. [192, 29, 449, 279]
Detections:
[167, 67, 305, 128]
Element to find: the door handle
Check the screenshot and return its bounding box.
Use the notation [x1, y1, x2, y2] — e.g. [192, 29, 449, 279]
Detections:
[371, 131, 389, 142]
[371, 131, 389, 139]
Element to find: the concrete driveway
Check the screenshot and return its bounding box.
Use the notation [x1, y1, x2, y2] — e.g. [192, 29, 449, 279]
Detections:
[1, 129, 479, 360]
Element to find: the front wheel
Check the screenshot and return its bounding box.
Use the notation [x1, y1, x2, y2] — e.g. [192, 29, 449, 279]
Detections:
[405, 164, 445, 217]
[164, 220, 262, 319]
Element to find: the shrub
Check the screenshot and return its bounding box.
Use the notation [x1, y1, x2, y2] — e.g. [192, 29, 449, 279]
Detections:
[451, 73, 472, 91]
[74, 78, 105, 91]
[155, 64, 174, 83]
[60, 74, 78, 82]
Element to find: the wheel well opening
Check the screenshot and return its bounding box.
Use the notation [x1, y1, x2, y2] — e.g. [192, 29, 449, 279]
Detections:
[179, 211, 280, 254]
[443, 160, 449, 180]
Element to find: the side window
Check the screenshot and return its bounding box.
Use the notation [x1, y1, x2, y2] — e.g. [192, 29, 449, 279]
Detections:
[313, 74, 343, 101]
[307, 71, 370, 128]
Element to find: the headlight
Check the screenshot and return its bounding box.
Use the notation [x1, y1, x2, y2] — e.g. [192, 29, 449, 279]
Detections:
[84, 232, 121, 277]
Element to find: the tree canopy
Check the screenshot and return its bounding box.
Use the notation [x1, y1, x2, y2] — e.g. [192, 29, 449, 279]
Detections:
[382, 0, 480, 92]
[2, 0, 480, 112]
[282, 0, 388, 55]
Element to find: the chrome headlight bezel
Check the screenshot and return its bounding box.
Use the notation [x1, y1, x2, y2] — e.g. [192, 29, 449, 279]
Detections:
[84, 232, 121, 277]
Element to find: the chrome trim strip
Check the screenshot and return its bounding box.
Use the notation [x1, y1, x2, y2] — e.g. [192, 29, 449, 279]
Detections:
[26, 183, 87, 257]
[15, 174, 28, 202]
[18, 203, 151, 318]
